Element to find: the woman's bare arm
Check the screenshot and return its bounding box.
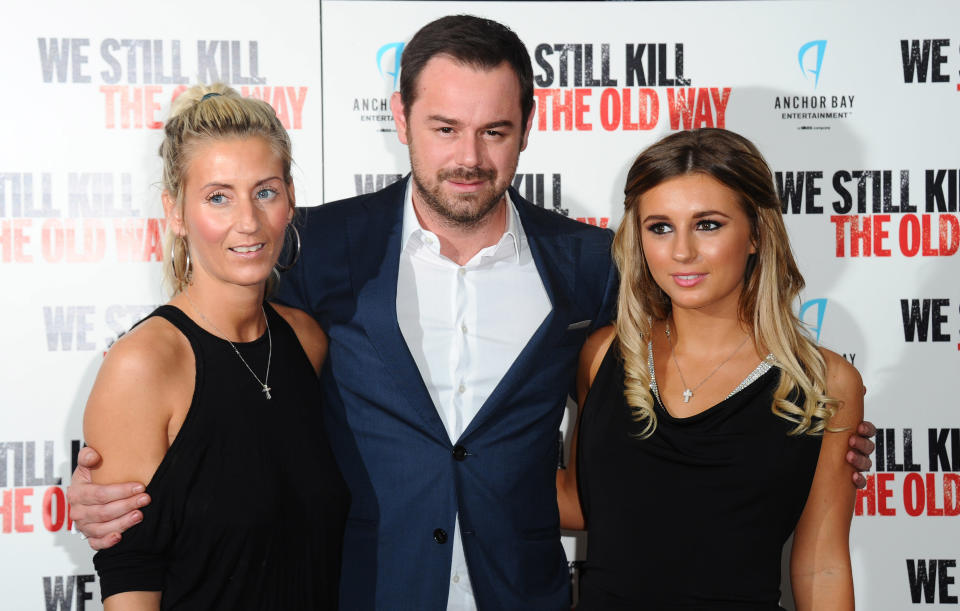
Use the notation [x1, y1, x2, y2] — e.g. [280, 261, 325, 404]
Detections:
[83, 318, 193, 610]
[790, 349, 864, 611]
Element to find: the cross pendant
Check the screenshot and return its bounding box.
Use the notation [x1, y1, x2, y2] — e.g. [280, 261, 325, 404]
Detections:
[682, 388, 692, 403]
[262, 385, 272, 400]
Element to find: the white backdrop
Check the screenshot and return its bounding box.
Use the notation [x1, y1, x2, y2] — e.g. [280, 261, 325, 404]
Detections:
[2, 1, 958, 609]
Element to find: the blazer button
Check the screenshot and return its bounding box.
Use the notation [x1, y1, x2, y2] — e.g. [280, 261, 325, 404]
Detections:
[452, 445, 468, 461]
[433, 528, 448, 544]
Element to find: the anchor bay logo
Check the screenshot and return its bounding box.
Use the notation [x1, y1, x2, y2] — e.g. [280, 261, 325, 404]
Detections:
[350, 41, 404, 131]
[774, 39, 856, 131]
[799, 40, 827, 88]
[376, 42, 404, 90]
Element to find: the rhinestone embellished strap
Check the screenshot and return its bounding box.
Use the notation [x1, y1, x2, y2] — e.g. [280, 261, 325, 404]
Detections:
[648, 340, 776, 403]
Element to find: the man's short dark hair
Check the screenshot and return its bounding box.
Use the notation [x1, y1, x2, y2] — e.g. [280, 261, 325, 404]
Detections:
[399, 15, 535, 130]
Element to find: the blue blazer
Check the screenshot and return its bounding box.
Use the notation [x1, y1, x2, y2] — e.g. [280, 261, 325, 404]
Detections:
[275, 177, 617, 610]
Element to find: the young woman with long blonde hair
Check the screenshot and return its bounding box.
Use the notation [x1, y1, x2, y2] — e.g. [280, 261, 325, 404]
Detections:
[559, 128, 862, 610]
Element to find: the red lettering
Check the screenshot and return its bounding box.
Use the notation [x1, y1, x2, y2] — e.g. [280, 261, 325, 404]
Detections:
[575, 217, 610, 228]
[922, 214, 939, 256]
[120, 86, 144, 129]
[850, 216, 871, 256]
[693, 89, 714, 128]
[873, 214, 891, 256]
[533, 89, 551, 131]
[599, 88, 620, 131]
[926, 473, 944, 516]
[170, 84, 187, 104]
[144, 85, 162, 129]
[877, 473, 896, 516]
[830, 215, 855, 257]
[666, 88, 729, 130]
[42, 486, 66, 531]
[66, 219, 106, 263]
[15, 488, 33, 533]
[899, 214, 921, 256]
[102, 85, 170, 129]
[854, 473, 876, 515]
[114, 217, 165, 263]
[286, 86, 308, 130]
[100, 85, 121, 129]
[940, 213, 959, 256]
[903, 472, 924, 517]
[272, 87, 290, 129]
[629, 88, 658, 130]
[144, 218, 164, 261]
[946, 474, 960, 516]
[0, 489, 10, 533]
[553, 89, 573, 131]
[42, 218, 64, 262]
[574, 89, 592, 131]
[0, 219, 33, 263]
[666, 88, 695, 130]
[710, 88, 731, 128]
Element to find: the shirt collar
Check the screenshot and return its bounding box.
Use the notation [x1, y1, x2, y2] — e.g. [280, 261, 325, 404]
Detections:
[401, 178, 523, 264]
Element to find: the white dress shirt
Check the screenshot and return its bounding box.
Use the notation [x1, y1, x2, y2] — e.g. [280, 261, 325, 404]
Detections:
[396, 182, 552, 610]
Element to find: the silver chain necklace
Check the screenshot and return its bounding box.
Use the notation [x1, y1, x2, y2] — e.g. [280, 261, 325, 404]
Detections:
[184, 289, 273, 400]
[664, 320, 749, 404]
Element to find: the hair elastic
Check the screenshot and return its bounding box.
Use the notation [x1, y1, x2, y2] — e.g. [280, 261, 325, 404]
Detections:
[201, 92, 222, 101]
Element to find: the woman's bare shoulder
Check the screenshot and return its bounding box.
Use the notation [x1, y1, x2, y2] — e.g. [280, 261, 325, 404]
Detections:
[578, 325, 616, 391]
[83, 314, 193, 483]
[819, 347, 865, 426]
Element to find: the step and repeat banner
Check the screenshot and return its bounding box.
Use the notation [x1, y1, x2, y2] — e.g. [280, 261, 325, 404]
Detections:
[2, 0, 957, 609]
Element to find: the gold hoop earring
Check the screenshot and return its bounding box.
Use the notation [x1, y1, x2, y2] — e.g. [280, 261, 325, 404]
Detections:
[171, 234, 192, 286]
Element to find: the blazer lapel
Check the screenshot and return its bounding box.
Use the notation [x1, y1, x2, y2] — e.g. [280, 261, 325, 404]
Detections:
[346, 179, 450, 443]
[460, 194, 577, 441]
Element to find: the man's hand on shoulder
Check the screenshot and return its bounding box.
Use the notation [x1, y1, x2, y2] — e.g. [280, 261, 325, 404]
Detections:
[67, 446, 151, 551]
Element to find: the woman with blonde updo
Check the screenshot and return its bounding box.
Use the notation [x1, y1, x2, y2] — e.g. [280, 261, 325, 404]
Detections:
[83, 83, 348, 610]
[558, 128, 863, 610]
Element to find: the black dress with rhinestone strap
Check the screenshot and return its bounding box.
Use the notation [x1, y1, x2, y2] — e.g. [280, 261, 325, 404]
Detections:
[94, 304, 349, 610]
[575, 341, 822, 610]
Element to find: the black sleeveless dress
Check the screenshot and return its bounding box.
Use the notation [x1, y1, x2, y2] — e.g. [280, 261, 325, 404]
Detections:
[576, 342, 822, 610]
[94, 304, 349, 609]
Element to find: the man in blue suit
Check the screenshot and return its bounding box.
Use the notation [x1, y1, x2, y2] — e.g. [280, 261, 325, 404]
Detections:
[68, 14, 876, 611]
[266, 17, 616, 609]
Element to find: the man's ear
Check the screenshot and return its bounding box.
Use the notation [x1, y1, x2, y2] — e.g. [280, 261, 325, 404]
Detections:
[390, 92, 409, 145]
[162, 190, 184, 236]
[519, 99, 536, 153]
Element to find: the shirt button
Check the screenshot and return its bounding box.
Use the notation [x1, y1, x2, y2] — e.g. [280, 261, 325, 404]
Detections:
[460, 323, 468, 334]
[458, 383, 466, 394]
[452, 445, 467, 461]
[458, 267, 466, 276]
[433, 528, 448, 544]
[452, 575, 460, 584]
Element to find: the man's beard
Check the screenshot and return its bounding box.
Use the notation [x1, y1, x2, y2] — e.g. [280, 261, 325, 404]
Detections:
[410, 163, 506, 230]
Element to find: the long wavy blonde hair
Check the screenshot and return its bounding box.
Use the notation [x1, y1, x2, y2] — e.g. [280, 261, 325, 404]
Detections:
[612, 128, 837, 437]
[160, 83, 294, 295]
